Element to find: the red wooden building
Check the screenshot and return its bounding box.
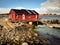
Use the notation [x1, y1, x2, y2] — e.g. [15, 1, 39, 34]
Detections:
[9, 9, 39, 22]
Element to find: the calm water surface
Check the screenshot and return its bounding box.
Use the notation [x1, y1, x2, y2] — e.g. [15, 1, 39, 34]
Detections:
[39, 16, 60, 20]
[38, 16, 60, 38]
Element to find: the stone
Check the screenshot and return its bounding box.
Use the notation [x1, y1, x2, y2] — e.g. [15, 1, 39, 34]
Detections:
[21, 42, 28, 45]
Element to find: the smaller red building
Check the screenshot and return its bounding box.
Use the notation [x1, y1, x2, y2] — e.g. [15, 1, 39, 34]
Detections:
[9, 9, 39, 22]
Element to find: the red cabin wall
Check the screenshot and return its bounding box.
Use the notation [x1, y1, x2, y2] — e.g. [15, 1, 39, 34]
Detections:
[29, 15, 37, 21]
[17, 14, 37, 21]
[25, 15, 28, 21]
[25, 15, 38, 21]
[17, 15, 22, 21]
[10, 10, 16, 21]
[9, 9, 38, 21]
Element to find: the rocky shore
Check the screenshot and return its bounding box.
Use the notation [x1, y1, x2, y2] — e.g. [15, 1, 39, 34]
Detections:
[0, 18, 51, 45]
[0, 21, 50, 45]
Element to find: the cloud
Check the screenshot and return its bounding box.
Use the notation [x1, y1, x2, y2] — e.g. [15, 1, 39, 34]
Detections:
[32, 8, 48, 14]
[15, 7, 26, 9]
[33, 0, 60, 14]
[0, 0, 60, 14]
[0, 7, 26, 14]
[0, 8, 10, 14]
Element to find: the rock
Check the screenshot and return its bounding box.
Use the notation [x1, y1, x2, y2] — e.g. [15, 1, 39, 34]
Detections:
[0, 23, 43, 45]
[0, 25, 3, 30]
[21, 42, 29, 45]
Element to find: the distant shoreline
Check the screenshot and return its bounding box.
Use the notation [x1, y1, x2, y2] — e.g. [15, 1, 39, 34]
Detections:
[39, 15, 60, 16]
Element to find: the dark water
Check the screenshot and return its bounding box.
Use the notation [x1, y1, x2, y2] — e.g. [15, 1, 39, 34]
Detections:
[39, 16, 60, 20]
[36, 25, 60, 38]
[38, 16, 60, 38]
[35, 25, 60, 45]
[36, 16, 60, 45]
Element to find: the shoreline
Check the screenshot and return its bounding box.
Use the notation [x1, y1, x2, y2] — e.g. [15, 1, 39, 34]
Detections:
[39, 14, 60, 16]
[46, 24, 60, 28]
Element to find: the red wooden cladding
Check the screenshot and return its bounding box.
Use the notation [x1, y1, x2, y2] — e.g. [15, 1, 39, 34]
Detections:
[17, 15, 22, 21]
[9, 9, 39, 21]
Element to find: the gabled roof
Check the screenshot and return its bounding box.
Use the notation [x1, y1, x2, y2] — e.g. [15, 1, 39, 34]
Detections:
[21, 9, 31, 15]
[28, 10, 39, 15]
[12, 9, 22, 14]
[21, 9, 39, 15]
[11, 9, 39, 15]
[32, 10, 39, 15]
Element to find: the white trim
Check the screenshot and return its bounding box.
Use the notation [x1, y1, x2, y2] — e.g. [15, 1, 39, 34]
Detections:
[36, 15, 37, 19]
[22, 14, 25, 20]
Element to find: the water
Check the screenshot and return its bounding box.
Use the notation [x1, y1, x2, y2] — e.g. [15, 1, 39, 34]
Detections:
[39, 16, 60, 20]
[36, 16, 60, 38]
[34, 25, 60, 45]
[36, 25, 60, 38]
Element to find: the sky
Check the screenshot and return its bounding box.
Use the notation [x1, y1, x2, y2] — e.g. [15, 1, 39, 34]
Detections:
[0, 0, 60, 14]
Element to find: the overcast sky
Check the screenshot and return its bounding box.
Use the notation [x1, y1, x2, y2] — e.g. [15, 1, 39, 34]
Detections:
[0, 0, 60, 14]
